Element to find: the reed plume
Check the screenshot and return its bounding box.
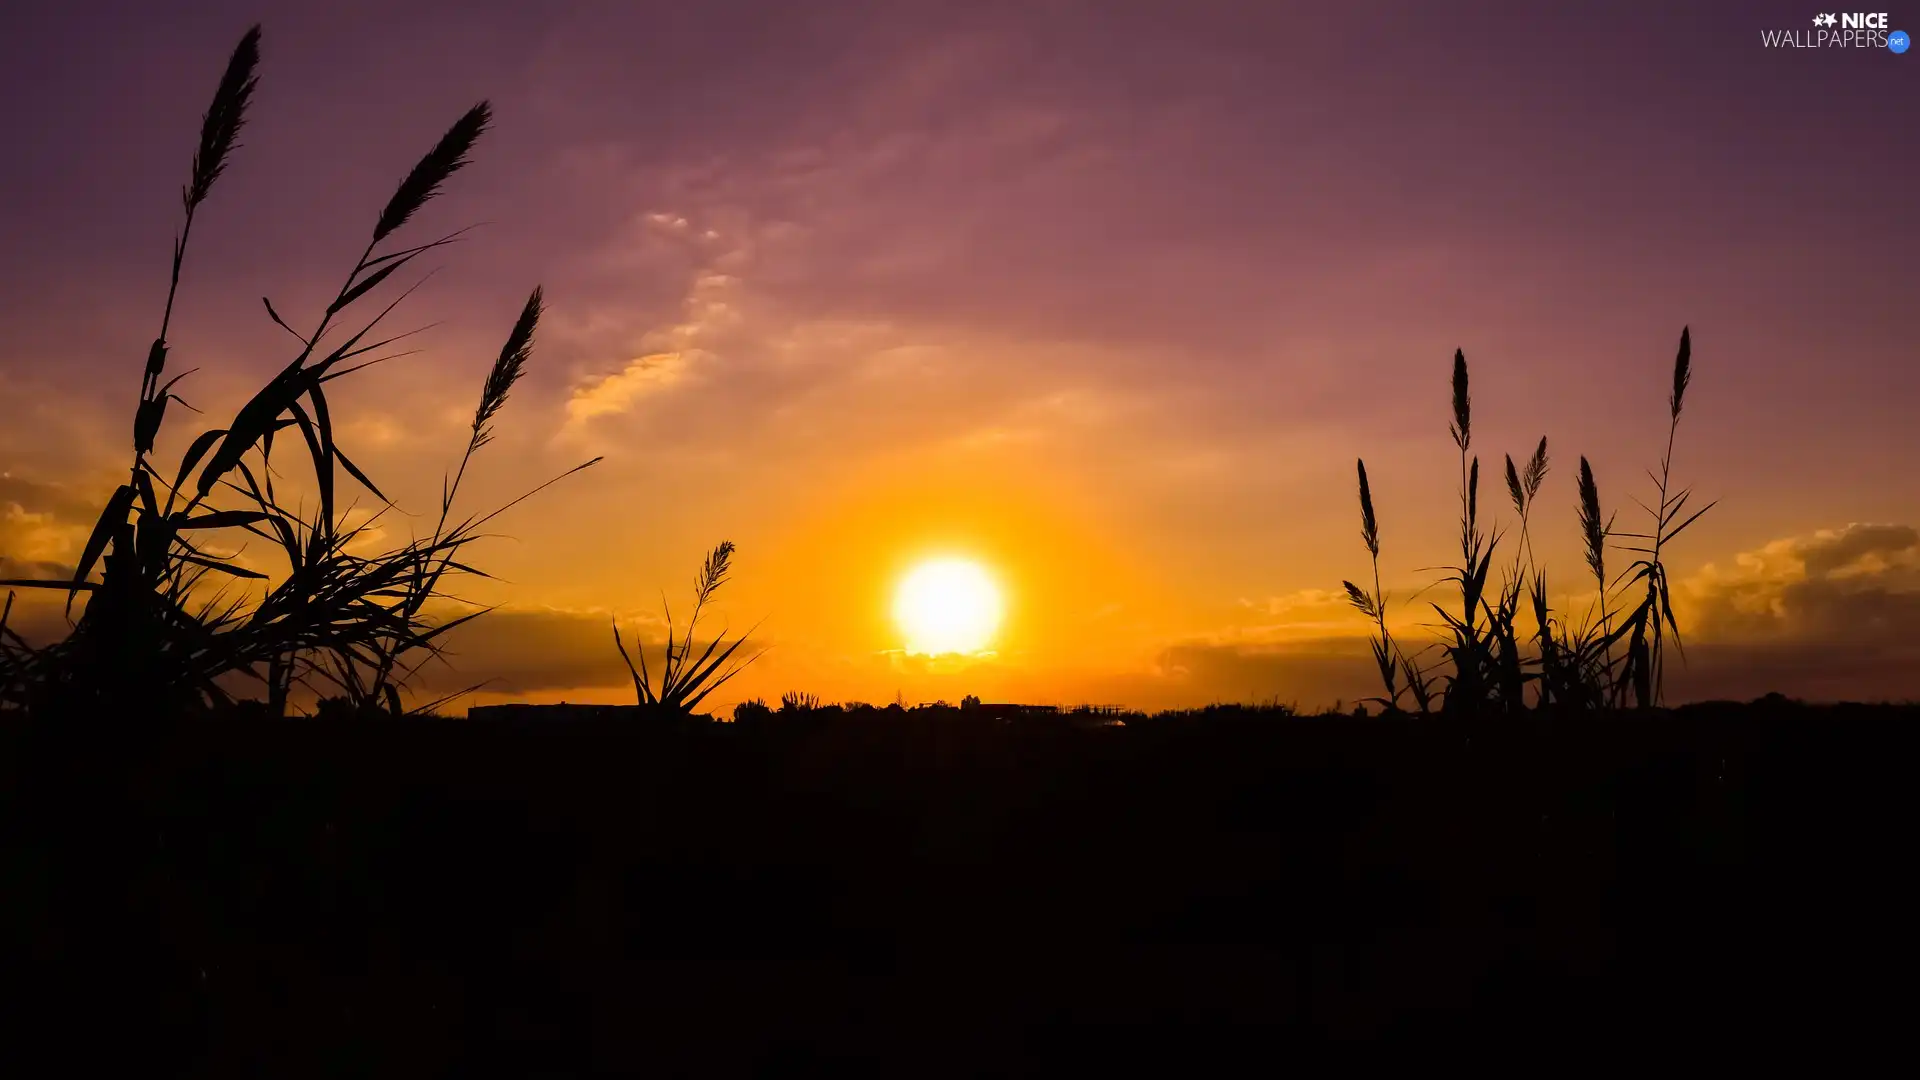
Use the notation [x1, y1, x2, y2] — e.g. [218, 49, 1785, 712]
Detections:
[375, 102, 490, 243]
[1449, 349, 1471, 452]
[1577, 457, 1606, 588]
[1358, 458, 1379, 559]
[1670, 326, 1691, 420]
[443, 287, 541, 519]
[185, 25, 261, 213]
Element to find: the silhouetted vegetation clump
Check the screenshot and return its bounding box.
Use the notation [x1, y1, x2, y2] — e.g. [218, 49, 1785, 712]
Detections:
[0, 26, 596, 721]
[1344, 330, 1712, 716]
[614, 541, 764, 718]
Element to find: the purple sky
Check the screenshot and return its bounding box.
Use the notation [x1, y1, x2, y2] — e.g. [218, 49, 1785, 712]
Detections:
[2, 1, 1916, 709]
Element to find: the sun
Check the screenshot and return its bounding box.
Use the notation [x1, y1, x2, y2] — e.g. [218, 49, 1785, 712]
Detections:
[893, 557, 1004, 655]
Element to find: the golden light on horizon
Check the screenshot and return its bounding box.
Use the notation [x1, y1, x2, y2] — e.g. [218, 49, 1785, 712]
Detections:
[892, 557, 1004, 656]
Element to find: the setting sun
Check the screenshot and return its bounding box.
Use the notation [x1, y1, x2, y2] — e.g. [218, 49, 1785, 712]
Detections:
[893, 558, 1004, 655]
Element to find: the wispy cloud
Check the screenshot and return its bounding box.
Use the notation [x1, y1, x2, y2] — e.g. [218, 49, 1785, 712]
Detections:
[564, 351, 695, 426]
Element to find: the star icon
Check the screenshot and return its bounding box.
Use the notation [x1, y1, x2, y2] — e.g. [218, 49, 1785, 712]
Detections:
[1819, 13, 1838, 27]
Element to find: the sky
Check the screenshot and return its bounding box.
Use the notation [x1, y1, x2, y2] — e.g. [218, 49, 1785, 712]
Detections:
[1, 1, 1916, 712]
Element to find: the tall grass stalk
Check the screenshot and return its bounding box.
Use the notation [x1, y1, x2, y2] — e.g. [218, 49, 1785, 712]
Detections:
[1342, 459, 1401, 711]
[1430, 350, 1504, 714]
[1605, 327, 1716, 708]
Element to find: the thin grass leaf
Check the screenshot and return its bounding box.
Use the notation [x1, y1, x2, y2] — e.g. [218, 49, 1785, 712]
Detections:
[282, 398, 333, 535]
[1664, 499, 1719, 545]
[334, 445, 388, 504]
[358, 226, 478, 273]
[326, 255, 411, 317]
[682, 650, 763, 712]
[1661, 488, 1694, 528]
[262, 296, 309, 345]
[467, 457, 602, 532]
[178, 510, 272, 530]
[409, 681, 491, 717]
[176, 553, 268, 580]
[70, 485, 137, 606]
[317, 349, 422, 383]
[612, 616, 648, 704]
[304, 274, 441, 381]
[197, 373, 304, 498]
[0, 579, 101, 592]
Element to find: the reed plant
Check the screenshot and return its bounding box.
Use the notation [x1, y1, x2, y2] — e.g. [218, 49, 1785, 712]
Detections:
[613, 541, 763, 715]
[1602, 329, 1715, 707]
[1344, 329, 1711, 714]
[781, 691, 824, 713]
[0, 25, 597, 718]
[1341, 461, 1432, 713]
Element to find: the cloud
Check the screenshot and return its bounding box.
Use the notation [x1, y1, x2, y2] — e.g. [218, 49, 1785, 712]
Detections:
[410, 524, 1920, 710]
[0, 471, 95, 581]
[1661, 523, 1920, 702]
[556, 212, 757, 435]
[0, 505, 76, 581]
[1232, 588, 1376, 642]
[0, 470, 97, 521]
[410, 604, 765, 703]
[0, 472, 100, 645]
[1152, 524, 1920, 709]
[1143, 641, 1380, 711]
[564, 351, 695, 425]
[1681, 522, 1920, 645]
[405, 605, 630, 697]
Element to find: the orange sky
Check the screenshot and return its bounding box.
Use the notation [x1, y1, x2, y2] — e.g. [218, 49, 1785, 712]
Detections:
[2, 3, 1917, 712]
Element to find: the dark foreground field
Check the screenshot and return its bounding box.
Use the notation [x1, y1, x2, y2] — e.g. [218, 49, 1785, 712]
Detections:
[3, 700, 1913, 1074]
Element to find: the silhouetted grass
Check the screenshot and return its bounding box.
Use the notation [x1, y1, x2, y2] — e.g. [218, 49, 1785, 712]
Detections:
[614, 541, 764, 715]
[1342, 460, 1434, 714]
[0, 25, 596, 719]
[1345, 330, 1712, 714]
[1608, 328, 1715, 708]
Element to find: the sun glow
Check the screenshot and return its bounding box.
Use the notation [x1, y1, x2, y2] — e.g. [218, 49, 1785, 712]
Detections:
[893, 557, 1004, 655]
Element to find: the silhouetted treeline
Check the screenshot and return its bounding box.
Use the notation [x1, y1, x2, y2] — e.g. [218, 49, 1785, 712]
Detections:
[4, 698, 1911, 1073]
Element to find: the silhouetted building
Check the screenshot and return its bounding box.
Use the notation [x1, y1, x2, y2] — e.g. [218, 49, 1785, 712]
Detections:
[467, 702, 642, 722]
